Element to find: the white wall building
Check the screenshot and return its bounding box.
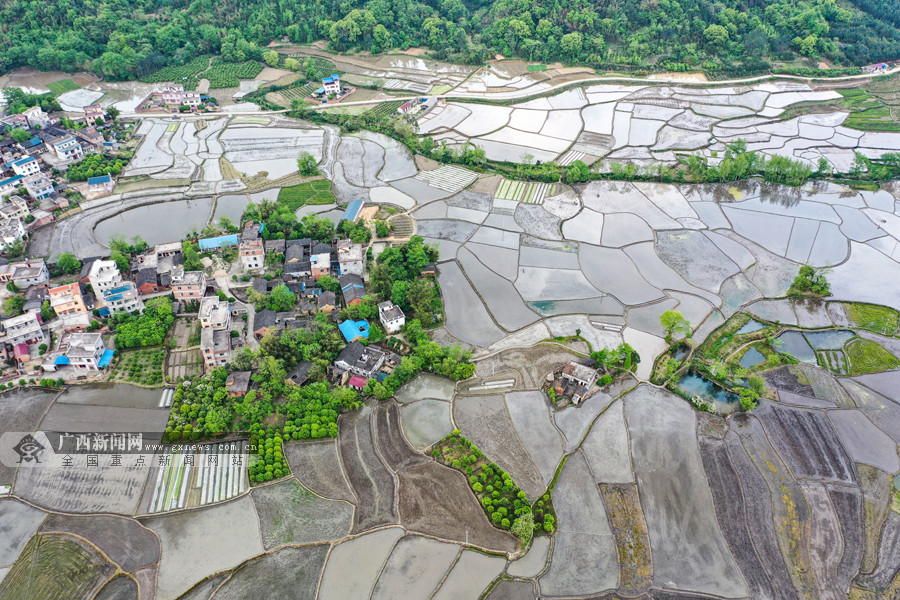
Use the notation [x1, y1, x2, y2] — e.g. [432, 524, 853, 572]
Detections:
[378, 301, 406, 334]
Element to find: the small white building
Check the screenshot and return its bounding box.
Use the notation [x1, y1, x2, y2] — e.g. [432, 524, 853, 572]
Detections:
[162, 83, 201, 108]
[50, 136, 84, 162]
[337, 239, 364, 276]
[0, 259, 49, 288]
[377, 301, 405, 334]
[22, 173, 54, 201]
[21, 106, 51, 129]
[2, 311, 45, 346]
[199, 296, 230, 330]
[322, 75, 341, 95]
[10, 156, 40, 177]
[54, 333, 109, 370]
[0, 219, 26, 252]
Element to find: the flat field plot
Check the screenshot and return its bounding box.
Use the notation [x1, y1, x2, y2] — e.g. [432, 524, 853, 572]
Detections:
[625, 385, 747, 598]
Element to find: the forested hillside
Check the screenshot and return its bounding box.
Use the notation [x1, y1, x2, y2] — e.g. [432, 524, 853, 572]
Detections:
[1, 0, 898, 80]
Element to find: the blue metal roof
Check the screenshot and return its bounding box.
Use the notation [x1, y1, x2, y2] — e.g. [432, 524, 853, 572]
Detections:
[339, 319, 369, 343]
[12, 156, 36, 166]
[198, 234, 239, 250]
[342, 199, 364, 222]
[87, 174, 111, 185]
[0, 175, 24, 187]
[54, 355, 70, 365]
[314, 87, 325, 94]
[97, 350, 114, 368]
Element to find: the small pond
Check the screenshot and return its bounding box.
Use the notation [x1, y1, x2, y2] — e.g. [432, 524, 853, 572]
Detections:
[736, 320, 767, 335]
[804, 329, 855, 351]
[774, 331, 817, 364]
[739, 347, 765, 368]
[94, 198, 214, 246]
[672, 346, 690, 362]
[212, 195, 251, 225]
[677, 372, 740, 415]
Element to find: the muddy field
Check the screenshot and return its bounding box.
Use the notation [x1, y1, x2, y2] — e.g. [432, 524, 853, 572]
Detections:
[338, 406, 399, 532]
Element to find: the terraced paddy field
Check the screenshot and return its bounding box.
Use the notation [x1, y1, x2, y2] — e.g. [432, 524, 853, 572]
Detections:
[6, 69, 900, 600]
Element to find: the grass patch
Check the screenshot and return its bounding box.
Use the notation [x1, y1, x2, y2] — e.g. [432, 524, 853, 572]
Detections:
[844, 302, 899, 335]
[844, 338, 900, 375]
[47, 79, 80, 95]
[140, 55, 210, 89]
[527, 64, 547, 72]
[431, 84, 453, 95]
[277, 180, 335, 211]
[0, 534, 111, 600]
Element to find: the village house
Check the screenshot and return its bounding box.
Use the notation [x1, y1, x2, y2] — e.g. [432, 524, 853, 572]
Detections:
[89, 259, 144, 315]
[339, 319, 370, 343]
[52, 332, 112, 371]
[0, 218, 26, 252]
[283, 243, 312, 279]
[49, 136, 84, 162]
[0, 114, 28, 130]
[201, 327, 231, 368]
[21, 106, 51, 129]
[378, 301, 405, 334]
[0, 196, 30, 222]
[22, 173, 54, 200]
[225, 371, 252, 397]
[10, 156, 40, 177]
[2, 311, 45, 346]
[83, 105, 105, 126]
[170, 267, 206, 302]
[333, 341, 385, 379]
[340, 273, 366, 306]
[75, 127, 104, 148]
[134, 268, 160, 295]
[162, 83, 202, 108]
[0, 174, 24, 196]
[132, 241, 182, 290]
[48, 282, 88, 316]
[240, 238, 264, 271]
[310, 251, 331, 278]
[317, 291, 336, 314]
[560, 362, 599, 404]
[199, 296, 230, 330]
[0, 259, 49, 288]
[87, 174, 114, 194]
[336, 239, 364, 276]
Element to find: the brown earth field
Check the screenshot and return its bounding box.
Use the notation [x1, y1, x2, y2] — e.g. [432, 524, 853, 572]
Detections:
[600, 483, 652, 596]
[485, 580, 537, 600]
[338, 405, 399, 533]
[699, 435, 795, 600]
[40, 513, 160, 572]
[857, 464, 892, 572]
[283, 439, 357, 503]
[474, 345, 580, 389]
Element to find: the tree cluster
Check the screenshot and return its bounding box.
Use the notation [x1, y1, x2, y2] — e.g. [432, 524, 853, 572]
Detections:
[67, 154, 125, 182]
[590, 343, 641, 378]
[369, 236, 440, 325]
[2, 87, 61, 114]
[113, 298, 174, 349]
[788, 265, 831, 297]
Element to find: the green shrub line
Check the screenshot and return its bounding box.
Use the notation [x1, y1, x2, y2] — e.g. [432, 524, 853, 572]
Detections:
[432, 430, 555, 541]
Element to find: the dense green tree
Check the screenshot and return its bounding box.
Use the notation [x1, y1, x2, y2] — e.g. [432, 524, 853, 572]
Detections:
[297, 151, 319, 176]
[4, 295, 25, 316]
[56, 253, 81, 274]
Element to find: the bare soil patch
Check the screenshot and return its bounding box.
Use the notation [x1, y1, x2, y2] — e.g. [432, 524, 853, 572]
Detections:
[338, 405, 398, 533]
[283, 439, 356, 503]
[398, 462, 517, 553]
[40, 513, 159, 572]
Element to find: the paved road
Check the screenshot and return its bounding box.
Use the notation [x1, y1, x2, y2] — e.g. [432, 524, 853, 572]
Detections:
[117, 65, 900, 119]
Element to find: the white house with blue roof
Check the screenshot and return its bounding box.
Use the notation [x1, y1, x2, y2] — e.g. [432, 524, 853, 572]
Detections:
[322, 74, 341, 95]
[10, 156, 39, 177]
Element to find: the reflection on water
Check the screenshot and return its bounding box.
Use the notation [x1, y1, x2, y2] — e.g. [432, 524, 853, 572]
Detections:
[736, 320, 767, 335]
[739, 348, 765, 368]
[677, 372, 740, 415]
[94, 198, 214, 246]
